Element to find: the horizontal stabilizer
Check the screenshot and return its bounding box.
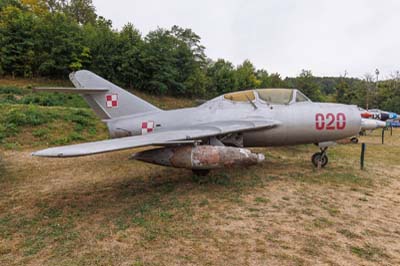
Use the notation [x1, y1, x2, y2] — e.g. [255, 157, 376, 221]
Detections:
[33, 87, 108, 94]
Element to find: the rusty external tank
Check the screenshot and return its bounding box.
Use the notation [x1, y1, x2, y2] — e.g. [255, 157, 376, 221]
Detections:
[131, 145, 265, 170]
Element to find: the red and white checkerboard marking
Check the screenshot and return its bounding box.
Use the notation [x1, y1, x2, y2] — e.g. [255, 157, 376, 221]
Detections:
[141, 121, 155, 135]
[106, 94, 118, 108]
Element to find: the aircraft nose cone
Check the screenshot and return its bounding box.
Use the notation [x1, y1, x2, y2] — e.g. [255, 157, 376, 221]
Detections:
[377, 121, 387, 128]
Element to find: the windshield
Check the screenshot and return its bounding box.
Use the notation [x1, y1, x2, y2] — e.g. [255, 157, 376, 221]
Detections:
[257, 89, 293, 104]
[295, 91, 311, 102]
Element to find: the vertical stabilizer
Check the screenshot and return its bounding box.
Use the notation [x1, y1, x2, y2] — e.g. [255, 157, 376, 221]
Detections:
[70, 70, 161, 119]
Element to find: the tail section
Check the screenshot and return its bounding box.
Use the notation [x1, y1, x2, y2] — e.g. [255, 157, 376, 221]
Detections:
[69, 70, 161, 119]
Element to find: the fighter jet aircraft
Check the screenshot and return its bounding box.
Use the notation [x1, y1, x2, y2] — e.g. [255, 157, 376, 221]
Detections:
[361, 108, 399, 121]
[33, 70, 379, 174]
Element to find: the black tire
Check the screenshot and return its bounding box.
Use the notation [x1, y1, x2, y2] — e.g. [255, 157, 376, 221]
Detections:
[351, 137, 359, 144]
[311, 152, 328, 168]
[192, 169, 211, 176]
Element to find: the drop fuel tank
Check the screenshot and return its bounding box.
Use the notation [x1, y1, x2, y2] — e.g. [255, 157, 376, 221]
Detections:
[131, 145, 265, 170]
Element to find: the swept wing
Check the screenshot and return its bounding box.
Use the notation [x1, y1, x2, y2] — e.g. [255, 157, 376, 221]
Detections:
[32, 119, 280, 157]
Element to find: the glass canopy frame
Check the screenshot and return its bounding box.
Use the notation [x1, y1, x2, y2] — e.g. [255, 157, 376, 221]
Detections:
[223, 88, 311, 105]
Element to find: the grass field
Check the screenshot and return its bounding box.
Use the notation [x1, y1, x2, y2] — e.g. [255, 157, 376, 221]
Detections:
[0, 79, 400, 265]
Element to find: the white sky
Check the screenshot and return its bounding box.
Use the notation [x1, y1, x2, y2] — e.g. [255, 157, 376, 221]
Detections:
[93, 0, 400, 78]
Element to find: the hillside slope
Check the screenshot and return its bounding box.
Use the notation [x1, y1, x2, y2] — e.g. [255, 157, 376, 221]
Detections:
[0, 79, 196, 150]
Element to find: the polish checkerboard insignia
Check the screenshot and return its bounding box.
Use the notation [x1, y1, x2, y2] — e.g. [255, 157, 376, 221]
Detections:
[106, 94, 118, 108]
[141, 121, 155, 135]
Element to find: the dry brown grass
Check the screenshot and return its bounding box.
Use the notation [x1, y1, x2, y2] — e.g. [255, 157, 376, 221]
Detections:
[0, 77, 72, 87]
[1, 129, 400, 266]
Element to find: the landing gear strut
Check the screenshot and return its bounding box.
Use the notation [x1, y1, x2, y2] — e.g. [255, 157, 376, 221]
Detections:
[311, 147, 329, 168]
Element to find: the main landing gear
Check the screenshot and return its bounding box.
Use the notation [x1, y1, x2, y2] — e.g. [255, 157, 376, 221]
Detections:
[311, 147, 329, 168]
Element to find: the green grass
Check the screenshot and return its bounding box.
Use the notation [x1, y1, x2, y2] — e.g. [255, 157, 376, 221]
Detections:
[337, 229, 359, 239]
[0, 104, 107, 148]
[312, 217, 333, 228]
[288, 171, 373, 187]
[0, 86, 88, 108]
[254, 197, 270, 204]
[350, 244, 389, 261]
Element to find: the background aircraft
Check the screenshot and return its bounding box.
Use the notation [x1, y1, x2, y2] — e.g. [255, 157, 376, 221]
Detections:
[361, 109, 399, 121]
[33, 70, 381, 174]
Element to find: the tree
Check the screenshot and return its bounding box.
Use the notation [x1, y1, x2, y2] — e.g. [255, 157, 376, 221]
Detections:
[21, 0, 48, 15]
[0, 5, 36, 77]
[363, 73, 375, 109]
[292, 70, 323, 101]
[141, 28, 180, 94]
[335, 79, 358, 104]
[43, 0, 68, 12]
[235, 60, 260, 89]
[115, 23, 144, 88]
[375, 77, 400, 113]
[206, 59, 236, 95]
[81, 17, 119, 80]
[255, 70, 286, 88]
[141, 26, 207, 96]
[65, 0, 96, 24]
[255, 69, 269, 88]
[184, 67, 209, 97]
[33, 12, 86, 77]
[0, 0, 22, 10]
[269, 73, 287, 87]
[169, 25, 205, 64]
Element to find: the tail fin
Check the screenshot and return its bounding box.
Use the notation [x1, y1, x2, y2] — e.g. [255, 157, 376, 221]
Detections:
[69, 70, 161, 119]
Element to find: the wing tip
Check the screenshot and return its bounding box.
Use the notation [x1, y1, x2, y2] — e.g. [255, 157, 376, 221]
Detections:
[31, 149, 64, 158]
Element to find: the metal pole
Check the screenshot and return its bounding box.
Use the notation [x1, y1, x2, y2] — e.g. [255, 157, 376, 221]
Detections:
[375, 69, 379, 108]
[360, 143, 366, 170]
[381, 128, 385, 144]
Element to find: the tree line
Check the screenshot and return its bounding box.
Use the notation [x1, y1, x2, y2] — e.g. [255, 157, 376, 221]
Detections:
[1, 0, 399, 112]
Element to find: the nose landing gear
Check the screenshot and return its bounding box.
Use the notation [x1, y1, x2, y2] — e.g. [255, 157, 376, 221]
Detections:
[350, 137, 359, 144]
[311, 147, 329, 168]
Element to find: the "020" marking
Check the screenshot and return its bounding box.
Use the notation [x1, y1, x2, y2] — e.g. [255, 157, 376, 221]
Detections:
[315, 113, 346, 130]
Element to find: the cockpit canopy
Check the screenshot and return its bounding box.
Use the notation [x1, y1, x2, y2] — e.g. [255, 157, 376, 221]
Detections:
[223, 88, 311, 105]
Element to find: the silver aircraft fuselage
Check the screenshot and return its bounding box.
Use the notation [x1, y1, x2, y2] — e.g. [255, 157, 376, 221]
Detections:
[106, 90, 361, 147]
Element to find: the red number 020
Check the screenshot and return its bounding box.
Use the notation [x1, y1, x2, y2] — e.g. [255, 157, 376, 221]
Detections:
[315, 113, 346, 130]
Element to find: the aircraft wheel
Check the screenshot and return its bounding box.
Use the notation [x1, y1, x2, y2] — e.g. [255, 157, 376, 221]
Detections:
[311, 152, 328, 168]
[351, 137, 359, 144]
[192, 169, 211, 176]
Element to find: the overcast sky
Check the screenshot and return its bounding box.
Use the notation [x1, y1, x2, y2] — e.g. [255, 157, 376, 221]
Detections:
[93, 0, 400, 78]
